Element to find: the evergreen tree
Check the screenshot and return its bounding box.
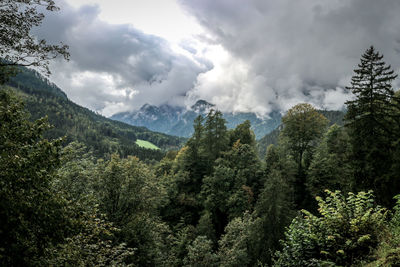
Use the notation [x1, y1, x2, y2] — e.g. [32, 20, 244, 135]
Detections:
[345, 46, 398, 202]
[307, 124, 353, 198]
[184, 115, 207, 190]
[201, 141, 260, 238]
[203, 109, 229, 174]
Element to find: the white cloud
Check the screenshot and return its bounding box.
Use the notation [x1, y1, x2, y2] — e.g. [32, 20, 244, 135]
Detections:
[180, 0, 400, 113]
[34, 0, 400, 116]
[34, 1, 211, 115]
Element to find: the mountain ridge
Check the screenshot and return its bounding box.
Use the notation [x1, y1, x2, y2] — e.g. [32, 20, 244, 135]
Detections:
[5, 67, 185, 161]
[111, 100, 282, 139]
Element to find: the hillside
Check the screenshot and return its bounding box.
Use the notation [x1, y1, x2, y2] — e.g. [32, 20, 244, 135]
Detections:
[5, 68, 185, 161]
[111, 100, 282, 139]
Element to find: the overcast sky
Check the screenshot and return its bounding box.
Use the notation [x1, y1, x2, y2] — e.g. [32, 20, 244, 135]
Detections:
[37, 0, 400, 117]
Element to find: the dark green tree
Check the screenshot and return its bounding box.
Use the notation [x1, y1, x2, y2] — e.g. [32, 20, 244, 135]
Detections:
[182, 115, 207, 191]
[253, 172, 295, 264]
[229, 120, 256, 147]
[183, 236, 219, 267]
[251, 144, 296, 265]
[344, 46, 398, 202]
[307, 124, 353, 197]
[280, 103, 328, 207]
[94, 154, 169, 266]
[203, 109, 229, 173]
[0, 89, 71, 266]
[217, 212, 257, 267]
[201, 141, 260, 238]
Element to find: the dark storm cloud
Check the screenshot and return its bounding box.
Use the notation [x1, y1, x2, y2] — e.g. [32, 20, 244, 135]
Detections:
[34, 1, 211, 115]
[179, 0, 400, 112]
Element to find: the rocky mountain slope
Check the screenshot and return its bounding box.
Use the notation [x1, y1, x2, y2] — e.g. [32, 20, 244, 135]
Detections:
[111, 100, 282, 139]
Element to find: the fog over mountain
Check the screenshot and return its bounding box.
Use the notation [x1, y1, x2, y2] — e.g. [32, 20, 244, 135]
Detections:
[111, 100, 282, 139]
[35, 0, 400, 117]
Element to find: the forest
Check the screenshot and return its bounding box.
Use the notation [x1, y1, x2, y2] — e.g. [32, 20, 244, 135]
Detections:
[6, 67, 185, 162]
[2, 1, 400, 266]
[2, 46, 400, 266]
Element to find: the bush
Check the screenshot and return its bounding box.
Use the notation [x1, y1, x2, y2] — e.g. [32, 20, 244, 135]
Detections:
[274, 190, 387, 266]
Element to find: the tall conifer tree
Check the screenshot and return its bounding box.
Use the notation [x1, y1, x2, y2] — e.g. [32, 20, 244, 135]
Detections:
[345, 46, 398, 201]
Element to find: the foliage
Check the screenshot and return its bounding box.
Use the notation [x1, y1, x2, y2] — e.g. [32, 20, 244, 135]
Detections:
[365, 195, 400, 266]
[45, 213, 135, 266]
[274, 190, 387, 266]
[201, 141, 260, 238]
[93, 154, 169, 266]
[183, 236, 218, 267]
[0, 0, 69, 83]
[6, 67, 184, 160]
[280, 103, 328, 208]
[345, 46, 399, 204]
[0, 89, 71, 265]
[307, 124, 353, 197]
[281, 103, 329, 170]
[253, 165, 295, 265]
[4, 43, 400, 266]
[218, 212, 257, 267]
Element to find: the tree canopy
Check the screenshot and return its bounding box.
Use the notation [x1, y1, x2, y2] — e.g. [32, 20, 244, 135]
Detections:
[0, 0, 69, 83]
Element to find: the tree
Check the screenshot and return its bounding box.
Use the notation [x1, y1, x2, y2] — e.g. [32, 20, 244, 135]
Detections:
[281, 103, 328, 173]
[0, 0, 69, 83]
[229, 120, 256, 147]
[253, 169, 295, 265]
[307, 124, 353, 197]
[203, 109, 229, 172]
[182, 115, 207, 190]
[0, 89, 71, 265]
[280, 103, 328, 207]
[201, 141, 259, 238]
[183, 236, 218, 267]
[218, 213, 257, 267]
[344, 46, 398, 201]
[94, 154, 175, 266]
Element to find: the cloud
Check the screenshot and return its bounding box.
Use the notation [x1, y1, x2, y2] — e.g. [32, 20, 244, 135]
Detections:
[179, 0, 400, 113]
[34, 1, 211, 116]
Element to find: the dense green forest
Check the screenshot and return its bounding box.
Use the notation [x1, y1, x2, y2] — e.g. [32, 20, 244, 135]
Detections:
[2, 45, 400, 266]
[5, 67, 185, 161]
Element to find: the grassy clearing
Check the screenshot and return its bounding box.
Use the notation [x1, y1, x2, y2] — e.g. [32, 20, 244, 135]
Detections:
[135, 139, 160, 150]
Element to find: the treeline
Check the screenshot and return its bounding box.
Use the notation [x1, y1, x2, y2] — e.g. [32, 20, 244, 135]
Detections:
[2, 46, 400, 266]
[6, 67, 185, 161]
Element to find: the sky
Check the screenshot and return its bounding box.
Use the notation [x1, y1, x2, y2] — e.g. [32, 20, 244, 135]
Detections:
[36, 0, 400, 117]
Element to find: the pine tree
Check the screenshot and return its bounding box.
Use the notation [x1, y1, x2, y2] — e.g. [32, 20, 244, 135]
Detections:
[344, 46, 398, 200]
[203, 109, 229, 174]
[345, 46, 398, 137]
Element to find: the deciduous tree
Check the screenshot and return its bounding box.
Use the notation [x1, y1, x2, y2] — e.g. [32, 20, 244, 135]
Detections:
[0, 0, 69, 83]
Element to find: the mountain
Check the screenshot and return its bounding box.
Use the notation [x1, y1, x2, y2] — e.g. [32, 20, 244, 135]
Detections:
[5, 67, 185, 161]
[111, 100, 282, 139]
